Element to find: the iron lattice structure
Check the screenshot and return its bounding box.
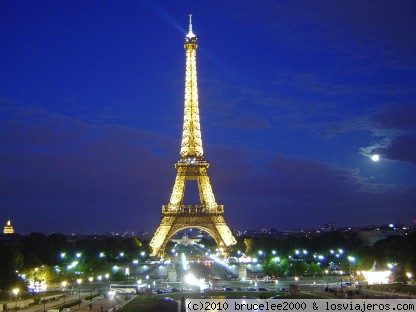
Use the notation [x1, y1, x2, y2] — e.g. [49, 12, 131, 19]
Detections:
[150, 16, 237, 258]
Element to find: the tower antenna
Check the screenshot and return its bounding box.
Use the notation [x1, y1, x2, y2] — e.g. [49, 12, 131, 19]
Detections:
[186, 14, 195, 38]
[189, 14, 192, 32]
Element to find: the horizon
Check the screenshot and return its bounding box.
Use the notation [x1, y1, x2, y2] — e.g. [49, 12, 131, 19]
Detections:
[2, 220, 412, 236]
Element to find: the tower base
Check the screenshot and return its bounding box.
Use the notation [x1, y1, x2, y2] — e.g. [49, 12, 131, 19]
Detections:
[150, 207, 236, 258]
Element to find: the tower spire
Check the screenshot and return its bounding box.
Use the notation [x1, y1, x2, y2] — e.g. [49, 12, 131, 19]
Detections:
[189, 14, 192, 32]
[186, 13, 195, 38]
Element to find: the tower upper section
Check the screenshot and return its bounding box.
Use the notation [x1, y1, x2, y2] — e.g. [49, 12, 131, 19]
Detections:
[180, 15, 204, 159]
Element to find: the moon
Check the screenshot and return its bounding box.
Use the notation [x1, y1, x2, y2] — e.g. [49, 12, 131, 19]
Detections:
[371, 154, 380, 162]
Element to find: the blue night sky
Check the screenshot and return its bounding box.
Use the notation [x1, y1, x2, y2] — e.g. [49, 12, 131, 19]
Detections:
[1, 1, 415, 234]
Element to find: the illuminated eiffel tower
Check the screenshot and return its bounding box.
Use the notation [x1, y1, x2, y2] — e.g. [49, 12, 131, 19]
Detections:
[150, 16, 237, 257]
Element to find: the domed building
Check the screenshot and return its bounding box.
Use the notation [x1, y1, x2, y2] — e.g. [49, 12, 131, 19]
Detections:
[3, 219, 14, 234]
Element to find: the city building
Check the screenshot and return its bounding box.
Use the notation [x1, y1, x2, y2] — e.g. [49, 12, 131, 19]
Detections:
[358, 225, 407, 246]
[3, 219, 14, 234]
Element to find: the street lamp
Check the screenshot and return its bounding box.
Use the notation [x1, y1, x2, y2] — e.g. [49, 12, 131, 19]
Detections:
[88, 277, 93, 303]
[76, 279, 82, 304]
[61, 281, 68, 304]
[12, 288, 19, 309]
[347, 256, 356, 278]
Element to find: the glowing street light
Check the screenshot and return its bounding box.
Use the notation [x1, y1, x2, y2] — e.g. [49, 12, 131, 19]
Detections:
[88, 277, 93, 283]
[75, 252, 82, 258]
[258, 250, 263, 256]
[347, 256, 356, 263]
[60, 252, 66, 259]
[61, 281, 68, 304]
[76, 279, 82, 301]
[12, 288, 19, 309]
[271, 250, 276, 255]
[406, 272, 413, 279]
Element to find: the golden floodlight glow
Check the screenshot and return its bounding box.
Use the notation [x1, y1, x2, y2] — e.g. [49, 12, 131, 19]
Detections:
[361, 270, 391, 285]
[149, 16, 236, 258]
[3, 219, 14, 234]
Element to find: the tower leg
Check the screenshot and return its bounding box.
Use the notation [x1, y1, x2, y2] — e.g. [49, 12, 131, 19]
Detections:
[150, 214, 236, 258]
[149, 216, 175, 258]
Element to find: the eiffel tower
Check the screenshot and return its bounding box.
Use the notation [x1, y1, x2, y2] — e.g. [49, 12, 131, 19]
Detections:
[150, 16, 237, 258]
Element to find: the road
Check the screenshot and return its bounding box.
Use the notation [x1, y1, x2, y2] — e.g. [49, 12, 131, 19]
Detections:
[13, 292, 135, 312]
[73, 294, 135, 312]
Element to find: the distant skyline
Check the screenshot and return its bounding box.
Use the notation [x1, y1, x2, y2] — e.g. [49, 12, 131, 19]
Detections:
[1, 1, 415, 234]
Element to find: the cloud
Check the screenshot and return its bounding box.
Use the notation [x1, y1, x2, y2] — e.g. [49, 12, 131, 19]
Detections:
[373, 105, 416, 131]
[355, 105, 416, 163]
[0, 102, 177, 233]
[367, 135, 416, 164]
[210, 150, 415, 230]
[1, 101, 415, 233]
